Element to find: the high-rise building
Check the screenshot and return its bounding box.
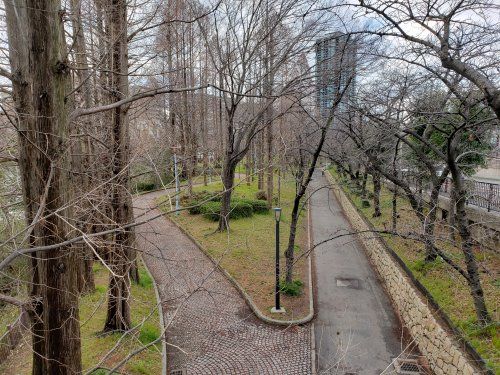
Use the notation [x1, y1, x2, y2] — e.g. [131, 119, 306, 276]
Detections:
[315, 32, 357, 118]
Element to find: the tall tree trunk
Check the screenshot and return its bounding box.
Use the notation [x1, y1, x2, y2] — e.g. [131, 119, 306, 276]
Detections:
[70, 0, 95, 294]
[361, 171, 368, 198]
[246, 151, 252, 185]
[372, 171, 381, 217]
[448, 182, 457, 241]
[448, 155, 491, 325]
[257, 131, 265, 190]
[285, 173, 303, 283]
[285, 126, 329, 283]
[264, 12, 275, 208]
[424, 186, 440, 262]
[218, 160, 236, 231]
[6, 0, 83, 371]
[266, 124, 273, 206]
[104, 0, 137, 331]
[391, 186, 398, 232]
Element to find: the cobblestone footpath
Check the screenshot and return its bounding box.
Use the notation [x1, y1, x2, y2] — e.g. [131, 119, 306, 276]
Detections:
[133, 191, 312, 374]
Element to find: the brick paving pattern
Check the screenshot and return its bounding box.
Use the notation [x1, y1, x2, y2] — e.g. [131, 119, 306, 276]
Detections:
[134, 191, 311, 374]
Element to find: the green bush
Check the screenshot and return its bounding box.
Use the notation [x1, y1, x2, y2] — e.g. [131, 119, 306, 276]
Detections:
[235, 198, 269, 214]
[361, 199, 371, 208]
[255, 190, 267, 201]
[185, 191, 223, 214]
[135, 182, 156, 193]
[280, 279, 304, 296]
[187, 200, 203, 214]
[200, 200, 253, 221]
[183, 190, 220, 204]
[138, 268, 153, 289]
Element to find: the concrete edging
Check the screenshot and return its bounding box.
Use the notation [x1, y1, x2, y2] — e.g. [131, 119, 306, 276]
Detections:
[140, 257, 167, 375]
[325, 170, 491, 375]
[165, 211, 315, 326]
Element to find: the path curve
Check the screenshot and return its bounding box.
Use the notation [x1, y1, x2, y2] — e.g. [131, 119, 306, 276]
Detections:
[133, 191, 312, 374]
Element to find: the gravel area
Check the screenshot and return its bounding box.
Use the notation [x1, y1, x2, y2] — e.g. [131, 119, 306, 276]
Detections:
[134, 191, 312, 374]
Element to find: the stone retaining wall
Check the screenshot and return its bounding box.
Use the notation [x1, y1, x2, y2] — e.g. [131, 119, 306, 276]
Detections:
[325, 171, 486, 375]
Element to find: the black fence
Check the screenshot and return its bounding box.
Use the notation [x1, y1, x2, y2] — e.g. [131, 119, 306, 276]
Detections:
[441, 177, 500, 213]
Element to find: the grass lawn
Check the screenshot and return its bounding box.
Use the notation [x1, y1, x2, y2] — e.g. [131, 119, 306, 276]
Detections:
[329, 168, 499, 372]
[0, 261, 162, 375]
[158, 174, 311, 321]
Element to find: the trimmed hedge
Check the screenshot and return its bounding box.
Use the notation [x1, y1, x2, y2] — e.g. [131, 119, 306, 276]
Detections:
[235, 198, 269, 214]
[182, 190, 221, 204]
[200, 200, 253, 221]
[187, 201, 203, 215]
[135, 182, 156, 193]
[185, 191, 223, 214]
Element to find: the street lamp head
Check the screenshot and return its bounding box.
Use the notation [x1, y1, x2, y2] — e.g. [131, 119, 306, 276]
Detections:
[273, 207, 282, 222]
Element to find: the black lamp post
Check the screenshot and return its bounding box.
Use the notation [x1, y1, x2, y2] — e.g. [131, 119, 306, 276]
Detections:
[271, 207, 285, 313]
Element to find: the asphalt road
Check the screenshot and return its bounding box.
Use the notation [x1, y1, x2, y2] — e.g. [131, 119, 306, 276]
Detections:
[311, 171, 404, 374]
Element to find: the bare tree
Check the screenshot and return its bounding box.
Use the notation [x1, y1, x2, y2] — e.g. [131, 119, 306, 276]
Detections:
[351, 0, 500, 118]
[5, 0, 82, 371]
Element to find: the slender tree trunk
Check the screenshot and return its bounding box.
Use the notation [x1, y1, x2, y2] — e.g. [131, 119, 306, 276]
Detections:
[218, 160, 236, 231]
[264, 13, 275, 208]
[361, 171, 368, 198]
[246, 152, 251, 185]
[285, 125, 330, 283]
[449, 161, 491, 325]
[257, 131, 265, 190]
[70, 0, 95, 294]
[391, 186, 398, 231]
[448, 182, 457, 241]
[266, 125, 273, 206]
[424, 187, 440, 262]
[285, 177, 303, 283]
[372, 171, 381, 217]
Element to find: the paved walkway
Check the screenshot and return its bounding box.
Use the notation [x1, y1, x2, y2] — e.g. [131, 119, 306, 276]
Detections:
[133, 191, 311, 374]
[311, 171, 404, 374]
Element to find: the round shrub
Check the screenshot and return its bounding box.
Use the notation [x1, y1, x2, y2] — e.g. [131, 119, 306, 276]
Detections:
[255, 190, 267, 201]
[200, 200, 253, 221]
[229, 201, 253, 219]
[235, 198, 269, 214]
[187, 201, 203, 215]
[199, 201, 222, 221]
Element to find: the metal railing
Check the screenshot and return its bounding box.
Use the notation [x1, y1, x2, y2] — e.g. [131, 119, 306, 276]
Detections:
[441, 177, 499, 213]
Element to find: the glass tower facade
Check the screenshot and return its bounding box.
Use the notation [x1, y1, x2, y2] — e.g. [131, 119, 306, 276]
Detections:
[315, 32, 356, 119]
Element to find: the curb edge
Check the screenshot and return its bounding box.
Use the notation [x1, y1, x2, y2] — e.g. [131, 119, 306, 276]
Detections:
[140, 257, 168, 375]
[166, 211, 315, 326]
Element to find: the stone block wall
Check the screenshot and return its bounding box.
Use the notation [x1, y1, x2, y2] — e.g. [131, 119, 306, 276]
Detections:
[325, 172, 484, 375]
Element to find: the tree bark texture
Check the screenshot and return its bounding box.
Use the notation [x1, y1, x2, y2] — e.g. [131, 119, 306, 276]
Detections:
[6, 0, 83, 371]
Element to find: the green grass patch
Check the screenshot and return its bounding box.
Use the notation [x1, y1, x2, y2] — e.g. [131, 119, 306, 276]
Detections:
[0, 262, 162, 375]
[280, 279, 304, 296]
[138, 268, 153, 289]
[158, 175, 311, 321]
[138, 324, 160, 346]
